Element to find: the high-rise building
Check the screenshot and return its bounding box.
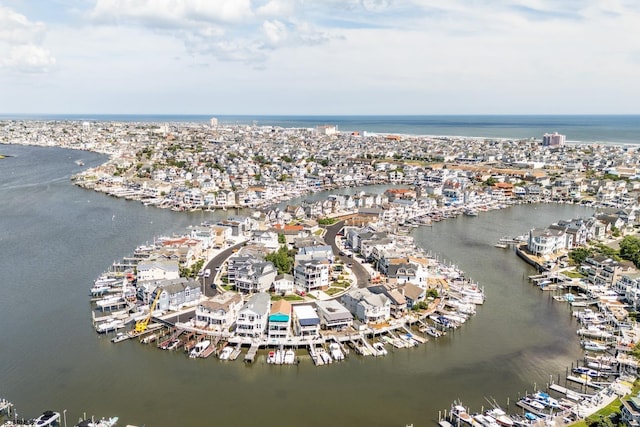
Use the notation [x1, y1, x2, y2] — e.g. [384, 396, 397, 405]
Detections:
[210, 117, 218, 128]
[542, 132, 565, 146]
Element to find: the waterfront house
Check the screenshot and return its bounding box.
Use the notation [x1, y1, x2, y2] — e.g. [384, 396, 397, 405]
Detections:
[527, 228, 568, 257]
[267, 299, 292, 340]
[151, 278, 202, 311]
[136, 260, 180, 282]
[195, 292, 243, 332]
[292, 304, 321, 338]
[294, 259, 330, 293]
[236, 292, 270, 338]
[368, 284, 407, 318]
[314, 300, 353, 331]
[341, 288, 391, 324]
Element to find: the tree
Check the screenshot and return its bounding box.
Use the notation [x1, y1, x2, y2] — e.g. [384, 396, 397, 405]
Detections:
[569, 247, 593, 265]
[619, 236, 640, 268]
[278, 233, 286, 244]
[265, 246, 294, 275]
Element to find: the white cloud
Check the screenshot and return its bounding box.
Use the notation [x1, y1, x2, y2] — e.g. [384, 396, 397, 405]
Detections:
[0, 5, 56, 75]
[0, 44, 56, 74]
[0, 4, 46, 44]
[87, 0, 334, 63]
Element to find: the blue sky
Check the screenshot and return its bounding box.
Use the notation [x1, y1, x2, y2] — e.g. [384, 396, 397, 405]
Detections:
[1, 0, 639, 115]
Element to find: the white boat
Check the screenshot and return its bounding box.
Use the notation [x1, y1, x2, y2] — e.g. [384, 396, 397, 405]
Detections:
[520, 397, 545, 411]
[111, 332, 129, 343]
[532, 391, 560, 408]
[75, 417, 119, 427]
[283, 349, 296, 364]
[450, 404, 473, 425]
[577, 326, 613, 339]
[34, 410, 60, 426]
[485, 408, 514, 427]
[75, 416, 119, 427]
[372, 341, 388, 356]
[219, 346, 233, 360]
[581, 340, 608, 352]
[95, 319, 125, 334]
[189, 340, 211, 358]
[329, 343, 345, 361]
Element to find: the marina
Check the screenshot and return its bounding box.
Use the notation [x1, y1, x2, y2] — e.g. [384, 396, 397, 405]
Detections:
[0, 141, 634, 426]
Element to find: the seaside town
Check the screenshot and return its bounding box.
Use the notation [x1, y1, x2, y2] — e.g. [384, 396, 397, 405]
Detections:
[2, 119, 640, 427]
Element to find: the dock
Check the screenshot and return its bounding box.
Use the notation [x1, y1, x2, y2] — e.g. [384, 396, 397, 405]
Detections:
[244, 342, 259, 363]
[229, 343, 242, 361]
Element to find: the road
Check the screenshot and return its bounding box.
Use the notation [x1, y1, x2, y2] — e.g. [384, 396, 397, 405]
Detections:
[323, 220, 370, 288]
[201, 240, 248, 297]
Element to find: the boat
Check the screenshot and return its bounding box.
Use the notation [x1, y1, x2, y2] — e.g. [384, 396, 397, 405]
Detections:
[485, 408, 514, 427]
[329, 342, 345, 361]
[283, 349, 296, 364]
[450, 404, 473, 426]
[572, 367, 602, 378]
[111, 332, 129, 343]
[463, 208, 479, 217]
[581, 340, 608, 352]
[372, 341, 387, 356]
[75, 417, 119, 427]
[519, 396, 545, 411]
[34, 410, 61, 426]
[95, 319, 125, 334]
[189, 340, 211, 358]
[219, 346, 233, 360]
[532, 391, 560, 408]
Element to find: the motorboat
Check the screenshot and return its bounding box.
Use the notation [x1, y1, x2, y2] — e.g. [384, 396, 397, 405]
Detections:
[34, 410, 60, 426]
[283, 349, 296, 364]
[485, 408, 514, 427]
[372, 341, 387, 356]
[329, 343, 345, 361]
[189, 340, 211, 358]
[581, 340, 608, 352]
[450, 404, 473, 425]
[111, 332, 129, 343]
[75, 417, 119, 427]
[219, 346, 233, 360]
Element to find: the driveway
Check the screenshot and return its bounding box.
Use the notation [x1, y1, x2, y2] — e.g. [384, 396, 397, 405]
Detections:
[323, 221, 370, 288]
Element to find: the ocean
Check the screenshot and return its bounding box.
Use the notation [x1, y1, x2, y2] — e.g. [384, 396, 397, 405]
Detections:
[1, 114, 639, 144]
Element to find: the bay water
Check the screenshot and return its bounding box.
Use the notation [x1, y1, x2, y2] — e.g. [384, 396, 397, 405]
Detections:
[1, 143, 593, 426]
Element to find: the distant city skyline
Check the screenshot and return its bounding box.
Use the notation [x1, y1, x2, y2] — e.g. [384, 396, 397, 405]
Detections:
[1, 1, 639, 115]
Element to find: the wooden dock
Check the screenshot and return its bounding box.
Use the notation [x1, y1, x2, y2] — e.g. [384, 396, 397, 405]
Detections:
[244, 342, 259, 363]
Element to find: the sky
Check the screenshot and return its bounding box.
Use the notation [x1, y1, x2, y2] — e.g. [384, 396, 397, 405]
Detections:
[0, 0, 639, 115]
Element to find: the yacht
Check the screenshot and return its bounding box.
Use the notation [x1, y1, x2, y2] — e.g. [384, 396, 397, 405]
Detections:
[34, 410, 60, 426]
[189, 340, 211, 358]
[329, 343, 345, 361]
[450, 404, 473, 426]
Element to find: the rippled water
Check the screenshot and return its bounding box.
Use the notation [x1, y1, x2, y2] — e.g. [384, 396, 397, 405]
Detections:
[0, 144, 592, 426]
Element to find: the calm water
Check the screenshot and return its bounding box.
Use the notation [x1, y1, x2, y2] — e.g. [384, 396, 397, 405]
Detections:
[1, 114, 639, 144]
[1, 144, 594, 426]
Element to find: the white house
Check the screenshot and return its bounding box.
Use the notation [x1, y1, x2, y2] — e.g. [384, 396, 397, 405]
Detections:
[294, 259, 330, 293]
[236, 292, 270, 338]
[273, 273, 295, 294]
[195, 292, 243, 332]
[315, 299, 353, 331]
[136, 260, 180, 282]
[341, 288, 391, 324]
[292, 304, 321, 338]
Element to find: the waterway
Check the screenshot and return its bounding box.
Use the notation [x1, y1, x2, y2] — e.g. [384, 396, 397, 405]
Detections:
[0, 144, 594, 426]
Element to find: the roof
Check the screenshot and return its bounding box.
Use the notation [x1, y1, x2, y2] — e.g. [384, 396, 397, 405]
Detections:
[240, 292, 271, 315]
[315, 300, 352, 322]
[292, 305, 320, 326]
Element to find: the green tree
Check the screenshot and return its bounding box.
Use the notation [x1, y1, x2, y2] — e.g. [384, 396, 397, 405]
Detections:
[569, 247, 594, 265]
[620, 236, 640, 268]
[318, 217, 336, 226]
[265, 246, 294, 275]
[278, 233, 286, 244]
